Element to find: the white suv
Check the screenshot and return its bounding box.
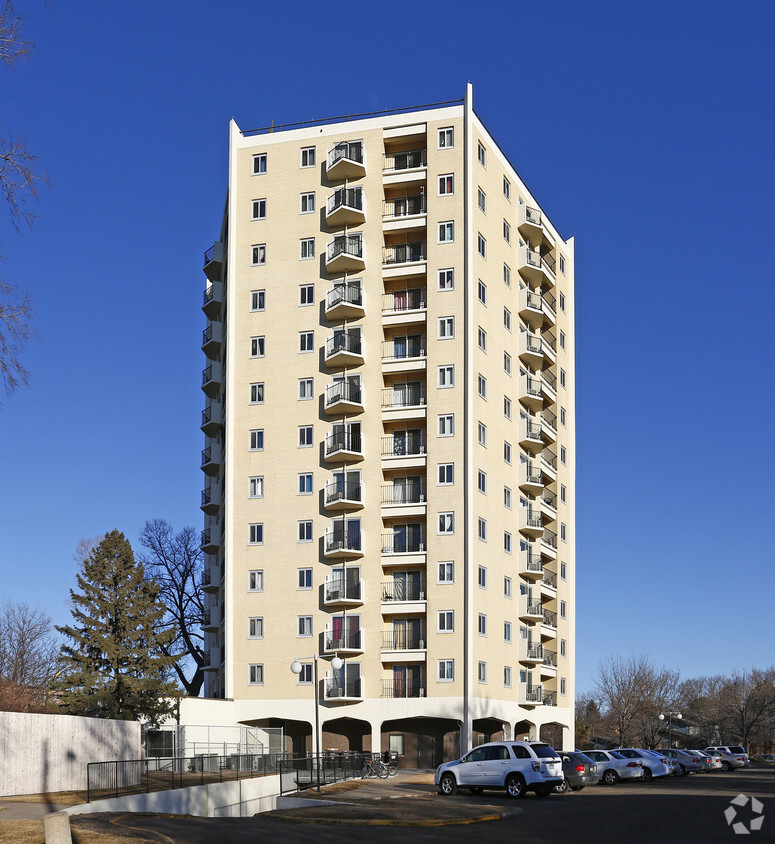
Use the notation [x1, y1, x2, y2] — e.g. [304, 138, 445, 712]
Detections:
[435, 740, 563, 798]
[705, 746, 750, 769]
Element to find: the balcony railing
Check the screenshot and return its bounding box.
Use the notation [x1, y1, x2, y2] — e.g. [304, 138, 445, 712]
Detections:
[382, 289, 425, 313]
[523, 376, 543, 399]
[325, 480, 363, 506]
[324, 578, 362, 603]
[383, 149, 426, 171]
[522, 464, 543, 486]
[381, 630, 425, 651]
[543, 649, 557, 667]
[326, 283, 363, 311]
[522, 554, 543, 574]
[543, 530, 558, 550]
[523, 333, 543, 355]
[522, 289, 543, 312]
[542, 449, 557, 470]
[383, 195, 425, 217]
[381, 386, 425, 408]
[522, 509, 543, 530]
[383, 242, 425, 265]
[525, 206, 543, 227]
[325, 430, 362, 457]
[543, 290, 557, 315]
[324, 678, 362, 699]
[543, 692, 557, 706]
[382, 337, 425, 360]
[327, 234, 363, 262]
[542, 408, 557, 429]
[381, 531, 424, 554]
[542, 370, 557, 391]
[523, 687, 544, 704]
[542, 609, 557, 628]
[381, 483, 425, 505]
[522, 642, 544, 661]
[543, 570, 557, 589]
[328, 141, 363, 168]
[325, 529, 363, 554]
[542, 490, 557, 511]
[381, 679, 424, 698]
[522, 601, 544, 618]
[381, 433, 425, 457]
[324, 629, 362, 651]
[382, 580, 425, 602]
[543, 330, 557, 352]
[325, 334, 362, 359]
[325, 381, 362, 407]
[327, 187, 363, 215]
[543, 252, 557, 275]
[202, 569, 212, 587]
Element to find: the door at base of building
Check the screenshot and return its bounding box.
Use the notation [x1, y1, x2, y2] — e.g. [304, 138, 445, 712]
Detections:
[417, 734, 435, 768]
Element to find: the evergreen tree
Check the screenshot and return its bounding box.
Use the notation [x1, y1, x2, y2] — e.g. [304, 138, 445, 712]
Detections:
[55, 530, 180, 724]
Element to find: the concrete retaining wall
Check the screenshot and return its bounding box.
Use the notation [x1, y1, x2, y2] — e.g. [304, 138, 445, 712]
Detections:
[0, 711, 141, 797]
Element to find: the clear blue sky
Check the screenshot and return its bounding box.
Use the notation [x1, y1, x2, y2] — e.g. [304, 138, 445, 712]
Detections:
[3, 0, 774, 694]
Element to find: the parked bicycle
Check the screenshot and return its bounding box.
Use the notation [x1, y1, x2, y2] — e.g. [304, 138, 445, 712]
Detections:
[361, 755, 390, 779]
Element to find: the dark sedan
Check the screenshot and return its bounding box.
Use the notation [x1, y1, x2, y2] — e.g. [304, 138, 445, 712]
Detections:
[554, 751, 600, 793]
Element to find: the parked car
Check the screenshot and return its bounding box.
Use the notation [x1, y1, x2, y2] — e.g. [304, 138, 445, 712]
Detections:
[683, 749, 715, 772]
[705, 746, 750, 767]
[615, 748, 671, 780]
[661, 748, 707, 775]
[752, 753, 775, 763]
[706, 749, 747, 770]
[435, 741, 563, 798]
[583, 750, 644, 784]
[553, 751, 599, 793]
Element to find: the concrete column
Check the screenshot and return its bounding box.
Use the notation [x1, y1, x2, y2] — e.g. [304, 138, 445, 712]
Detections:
[370, 720, 382, 757]
[503, 721, 514, 740]
[459, 716, 473, 751]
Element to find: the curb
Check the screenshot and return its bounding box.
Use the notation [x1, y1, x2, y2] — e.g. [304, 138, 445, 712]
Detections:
[266, 808, 523, 827]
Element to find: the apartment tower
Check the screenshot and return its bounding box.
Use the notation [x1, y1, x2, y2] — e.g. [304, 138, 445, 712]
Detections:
[200, 85, 575, 764]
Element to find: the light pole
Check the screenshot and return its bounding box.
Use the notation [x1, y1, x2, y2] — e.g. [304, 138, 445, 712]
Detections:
[659, 712, 682, 749]
[291, 653, 342, 791]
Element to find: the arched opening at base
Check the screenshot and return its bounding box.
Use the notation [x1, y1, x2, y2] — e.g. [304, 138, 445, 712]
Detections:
[381, 716, 460, 769]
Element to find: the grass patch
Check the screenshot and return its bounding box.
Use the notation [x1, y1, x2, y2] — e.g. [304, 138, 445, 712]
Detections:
[0, 791, 86, 806]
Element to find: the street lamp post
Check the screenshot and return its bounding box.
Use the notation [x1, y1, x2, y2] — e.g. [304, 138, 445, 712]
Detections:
[291, 653, 343, 791]
[659, 712, 682, 749]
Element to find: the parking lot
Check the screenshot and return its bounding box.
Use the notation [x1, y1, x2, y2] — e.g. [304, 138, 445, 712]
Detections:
[68, 765, 773, 843]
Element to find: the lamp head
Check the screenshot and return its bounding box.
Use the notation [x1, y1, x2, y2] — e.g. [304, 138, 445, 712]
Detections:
[290, 660, 302, 675]
[658, 714, 665, 721]
[331, 656, 343, 671]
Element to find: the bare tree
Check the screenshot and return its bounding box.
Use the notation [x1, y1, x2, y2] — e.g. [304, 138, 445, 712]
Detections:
[0, 600, 59, 711]
[721, 668, 775, 748]
[139, 519, 204, 697]
[633, 666, 681, 748]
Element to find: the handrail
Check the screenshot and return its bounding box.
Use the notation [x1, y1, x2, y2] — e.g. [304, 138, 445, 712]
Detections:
[325, 480, 363, 505]
[325, 333, 362, 359]
[383, 149, 426, 171]
[324, 577, 362, 602]
[327, 233, 363, 261]
[325, 429, 363, 456]
[325, 381, 362, 406]
[381, 482, 425, 505]
[383, 242, 426, 264]
[382, 337, 425, 360]
[381, 385, 425, 408]
[326, 282, 363, 310]
[328, 186, 363, 214]
[381, 433, 425, 456]
[382, 289, 425, 312]
[381, 531, 424, 554]
[383, 195, 425, 217]
[381, 630, 425, 650]
[381, 579, 425, 601]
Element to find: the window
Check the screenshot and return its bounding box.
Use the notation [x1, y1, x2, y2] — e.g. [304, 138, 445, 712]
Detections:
[561, 523, 567, 542]
[561, 562, 567, 580]
[560, 639, 567, 657]
[438, 365, 454, 388]
[478, 613, 487, 635]
[478, 661, 487, 683]
[477, 187, 486, 212]
[298, 425, 313, 447]
[250, 290, 265, 311]
[504, 666, 512, 687]
[477, 470, 486, 494]
[438, 174, 454, 195]
[560, 255, 566, 274]
[504, 396, 511, 419]
[438, 268, 454, 290]
[251, 244, 266, 266]
[251, 198, 266, 220]
[252, 153, 267, 174]
[503, 486, 512, 508]
[503, 220, 511, 243]
[559, 292, 566, 312]
[298, 521, 313, 542]
[438, 127, 454, 148]
[477, 422, 487, 446]
[478, 518, 487, 541]
[504, 621, 512, 642]
[503, 176, 511, 200]
[560, 446, 567, 464]
[438, 512, 454, 534]
[250, 336, 265, 358]
[298, 568, 312, 589]
[478, 565, 487, 588]
[300, 146, 315, 168]
[560, 484, 567, 504]
[560, 677, 567, 695]
[438, 316, 454, 338]
[300, 238, 315, 259]
[298, 378, 314, 400]
[560, 407, 567, 426]
[504, 531, 512, 553]
[477, 233, 486, 257]
[477, 374, 487, 399]
[477, 279, 487, 304]
[249, 617, 263, 639]
[298, 473, 313, 495]
[503, 263, 511, 287]
[438, 659, 454, 681]
[560, 330, 566, 350]
[438, 463, 454, 485]
[504, 576, 512, 598]
[438, 610, 454, 632]
[561, 601, 567, 619]
[438, 562, 454, 583]
[300, 192, 315, 213]
[298, 616, 313, 637]
[503, 307, 511, 330]
[478, 327, 487, 351]
[249, 570, 263, 591]
[438, 414, 454, 436]
[560, 368, 566, 388]
[504, 352, 511, 375]
[389, 734, 405, 755]
[249, 664, 264, 685]
[299, 331, 314, 353]
[504, 441, 512, 464]
[249, 477, 264, 498]
[438, 221, 454, 243]
[477, 142, 486, 166]
[296, 663, 313, 684]
[299, 284, 315, 306]
[249, 429, 264, 451]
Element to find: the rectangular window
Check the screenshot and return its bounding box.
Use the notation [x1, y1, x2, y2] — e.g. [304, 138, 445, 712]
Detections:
[478, 613, 487, 635]
[300, 146, 315, 168]
[249, 429, 264, 451]
[297, 663, 313, 684]
[477, 187, 486, 212]
[299, 331, 314, 353]
[438, 268, 454, 290]
[298, 616, 313, 637]
[560, 446, 567, 464]
[561, 600, 567, 619]
[504, 621, 512, 642]
[560, 330, 566, 350]
[438, 562, 454, 583]
[438, 127, 454, 148]
[560, 484, 567, 503]
[560, 407, 567, 426]
[503, 176, 511, 200]
[249, 570, 263, 591]
[504, 351, 511, 375]
[561, 677, 567, 695]
[477, 422, 487, 446]
[504, 441, 512, 464]
[438, 364, 454, 388]
[477, 279, 487, 304]
[560, 639, 567, 657]
[300, 192, 315, 213]
[560, 368, 566, 388]
[561, 523, 567, 542]
[438, 659, 454, 681]
[298, 568, 313, 589]
[504, 531, 512, 553]
[504, 666, 512, 687]
[504, 486, 512, 508]
[478, 518, 487, 541]
[300, 238, 315, 259]
[250, 290, 265, 311]
[249, 664, 264, 685]
[503, 307, 511, 330]
[298, 425, 313, 447]
[298, 521, 313, 542]
[298, 473, 313, 495]
[478, 327, 487, 351]
[559, 292, 566, 311]
[561, 562, 567, 580]
[477, 142, 486, 166]
[438, 610, 454, 632]
[477, 374, 487, 399]
[504, 396, 512, 419]
[503, 263, 511, 287]
[503, 220, 511, 243]
[478, 661, 487, 683]
[299, 284, 315, 306]
[438, 413, 454, 436]
[250, 336, 265, 358]
[389, 734, 405, 755]
[298, 378, 314, 400]
[438, 463, 454, 485]
[477, 470, 486, 494]
[477, 233, 486, 258]
[252, 153, 266, 174]
[477, 565, 486, 588]
[560, 255, 566, 274]
[504, 576, 512, 598]
[251, 198, 266, 220]
[251, 244, 266, 266]
[438, 316, 454, 338]
[249, 477, 264, 498]
[438, 174, 454, 195]
[438, 512, 454, 535]
[249, 617, 263, 638]
[438, 221, 454, 243]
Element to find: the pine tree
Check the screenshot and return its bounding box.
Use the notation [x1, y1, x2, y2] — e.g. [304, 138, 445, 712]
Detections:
[55, 530, 180, 724]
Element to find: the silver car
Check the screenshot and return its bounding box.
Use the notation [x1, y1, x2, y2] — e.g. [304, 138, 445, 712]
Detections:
[705, 746, 750, 768]
[584, 750, 644, 784]
[661, 748, 706, 775]
[616, 748, 671, 780]
[705, 748, 747, 771]
[683, 749, 715, 772]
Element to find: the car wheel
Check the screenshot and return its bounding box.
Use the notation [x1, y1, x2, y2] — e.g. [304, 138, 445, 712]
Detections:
[535, 786, 553, 798]
[505, 773, 526, 798]
[553, 778, 570, 794]
[602, 769, 619, 785]
[721, 762, 731, 772]
[642, 767, 653, 782]
[678, 765, 687, 777]
[439, 773, 458, 796]
[570, 785, 585, 791]
[469, 787, 484, 794]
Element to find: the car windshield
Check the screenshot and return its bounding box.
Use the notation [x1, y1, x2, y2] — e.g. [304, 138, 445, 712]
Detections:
[531, 744, 559, 758]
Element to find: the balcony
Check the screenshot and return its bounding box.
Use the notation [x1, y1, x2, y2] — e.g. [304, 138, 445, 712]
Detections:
[201, 362, 222, 398]
[541, 408, 557, 444]
[324, 576, 363, 607]
[381, 385, 426, 419]
[518, 640, 544, 665]
[541, 530, 558, 560]
[541, 369, 557, 404]
[542, 330, 557, 365]
[381, 433, 425, 469]
[518, 507, 543, 538]
[518, 286, 545, 330]
[324, 627, 363, 656]
[200, 481, 222, 515]
[383, 194, 425, 220]
[518, 461, 543, 495]
[326, 234, 364, 273]
[518, 330, 544, 369]
[542, 692, 557, 707]
[202, 568, 219, 593]
[541, 649, 558, 672]
[323, 677, 363, 702]
[381, 482, 426, 517]
[325, 381, 364, 415]
[324, 428, 364, 464]
[518, 373, 544, 412]
[324, 527, 364, 559]
[326, 140, 365, 181]
[202, 281, 223, 319]
[383, 149, 426, 186]
[383, 241, 426, 267]
[201, 322, 223, 359]
[200, 528, 218, 554]
[542, 290, 557, 325]
[201, 403, 223, 436]
[325, 282, 364, 320]
[517, 204, 555, 248]
[325, 333, 364, 368]
[519, 595, 544, 622]
[203, 647, 221, 671]
[381, 579, 425, 603]
[381, 629, 426, 658]
[541, 449, 557, 481]
[200, 442, 222, 476]
[517, 245, 555, 285]
[381, 288, 426, 327]
[203, 606, 219, 632]
[326, 187, 365, 226]
[541, 489, 557, 520]
[381, 530, 425, 556]
[518, 547, 544, 580]
[381, 679, 425, 699]
[381, 336, 426, 373]
[542, 609, 558, 631]
[324, 479, 364, 512]
[518, 685, 544, 707]
[519, 416, 544, 453]
[203, 242, 224, 281]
